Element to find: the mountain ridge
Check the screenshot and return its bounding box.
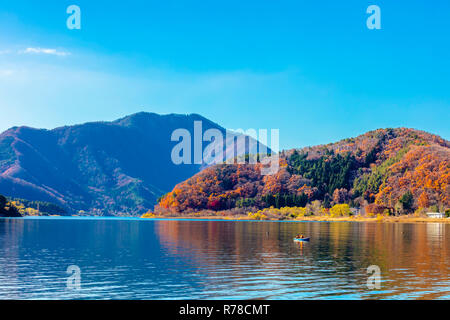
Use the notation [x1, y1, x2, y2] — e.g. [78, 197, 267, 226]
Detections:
[0, 112, 260, 216]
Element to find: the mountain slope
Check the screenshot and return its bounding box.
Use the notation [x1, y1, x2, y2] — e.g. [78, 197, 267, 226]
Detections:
[157, 128, 449, 214]
[0, 112, 263, 216]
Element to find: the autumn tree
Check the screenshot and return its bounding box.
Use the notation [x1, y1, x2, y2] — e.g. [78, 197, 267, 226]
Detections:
[332, 188, 349, 204]
[418, 191, 430, 209]
[329, 204, 351, 217]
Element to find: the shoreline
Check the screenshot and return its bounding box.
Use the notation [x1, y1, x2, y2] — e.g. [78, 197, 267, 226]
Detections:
[4, 214, 448, 224]
[143, 215, 450, 223]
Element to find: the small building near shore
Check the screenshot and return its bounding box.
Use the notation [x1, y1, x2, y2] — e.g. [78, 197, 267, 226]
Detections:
[426, 212, 446, 219]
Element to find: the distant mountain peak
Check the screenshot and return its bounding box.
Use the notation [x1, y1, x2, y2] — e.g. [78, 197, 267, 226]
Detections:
[0, 112, 261, 216]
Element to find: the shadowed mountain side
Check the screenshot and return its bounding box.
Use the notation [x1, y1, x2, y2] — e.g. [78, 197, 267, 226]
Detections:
[0, 112, 267, 216]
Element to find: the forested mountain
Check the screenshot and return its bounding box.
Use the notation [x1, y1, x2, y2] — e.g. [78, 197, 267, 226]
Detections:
[0, 112, 261, 216]
[158, 128, 449, 215]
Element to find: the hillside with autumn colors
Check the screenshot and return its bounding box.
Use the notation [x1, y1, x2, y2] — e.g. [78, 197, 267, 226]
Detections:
[157, 128, 449, 216]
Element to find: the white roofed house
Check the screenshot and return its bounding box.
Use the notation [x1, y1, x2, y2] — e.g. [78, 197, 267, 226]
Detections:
[426, 212, 446, 219]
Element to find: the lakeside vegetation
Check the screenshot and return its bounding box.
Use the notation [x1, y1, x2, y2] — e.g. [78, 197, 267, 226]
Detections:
[0, 194, 66, 217]
[143, 202, 450, 223]
[0, 194, 21, 217]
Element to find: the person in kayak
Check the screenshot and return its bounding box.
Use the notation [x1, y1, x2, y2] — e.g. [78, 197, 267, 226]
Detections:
[295, 234, 305, 239]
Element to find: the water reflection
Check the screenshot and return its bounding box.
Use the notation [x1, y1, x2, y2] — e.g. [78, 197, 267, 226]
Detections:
[155, 220, 450, 299]
[0, 218, 448, 300]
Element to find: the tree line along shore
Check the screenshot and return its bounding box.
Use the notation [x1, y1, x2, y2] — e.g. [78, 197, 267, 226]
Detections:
[142, 203, 450, 223]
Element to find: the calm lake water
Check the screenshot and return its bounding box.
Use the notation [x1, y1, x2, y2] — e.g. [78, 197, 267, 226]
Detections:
[0, 217, 449, 300]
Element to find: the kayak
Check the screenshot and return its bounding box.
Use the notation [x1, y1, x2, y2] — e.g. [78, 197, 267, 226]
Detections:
[293, 237, 310, 242]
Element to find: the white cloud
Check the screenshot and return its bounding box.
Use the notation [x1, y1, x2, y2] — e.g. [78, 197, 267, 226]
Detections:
[20, 47, 70, 56]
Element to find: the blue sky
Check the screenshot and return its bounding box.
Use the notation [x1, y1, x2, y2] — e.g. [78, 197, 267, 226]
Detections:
[0, 0, 449, 149]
